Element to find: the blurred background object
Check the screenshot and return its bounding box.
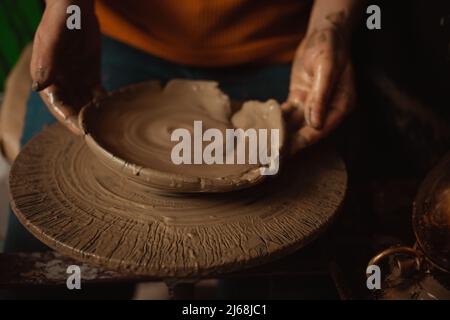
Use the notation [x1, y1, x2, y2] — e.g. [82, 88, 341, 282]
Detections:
[0, 0, 42, 250]
[0, 0, 42, 91]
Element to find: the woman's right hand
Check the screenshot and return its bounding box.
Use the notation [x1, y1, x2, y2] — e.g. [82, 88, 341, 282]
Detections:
[30, 0, 102, 135]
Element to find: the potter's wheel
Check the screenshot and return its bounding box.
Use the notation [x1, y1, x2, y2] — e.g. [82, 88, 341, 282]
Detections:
[10, 124, 346, 277]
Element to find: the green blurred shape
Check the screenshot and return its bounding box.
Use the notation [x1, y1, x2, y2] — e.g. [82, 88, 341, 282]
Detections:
[0, 0, 42, 90]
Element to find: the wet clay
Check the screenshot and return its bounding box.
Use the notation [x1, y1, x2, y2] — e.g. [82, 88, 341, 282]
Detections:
[10, 123, 346, 277]
[80, 80, 284, 193]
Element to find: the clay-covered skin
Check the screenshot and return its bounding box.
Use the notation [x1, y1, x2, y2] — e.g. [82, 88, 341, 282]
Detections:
[80, 80, 284, 192]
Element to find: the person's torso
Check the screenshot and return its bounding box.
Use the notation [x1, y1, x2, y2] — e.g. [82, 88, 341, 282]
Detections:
[96, 0, 312, 66]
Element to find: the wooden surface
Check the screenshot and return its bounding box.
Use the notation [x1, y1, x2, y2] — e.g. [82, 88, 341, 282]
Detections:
[0, 246, 329, 288]
[10, 124, 347, 278]
[0, 251, 135, 288]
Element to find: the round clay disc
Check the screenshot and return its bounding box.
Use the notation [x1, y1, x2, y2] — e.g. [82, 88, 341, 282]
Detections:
[79, 80, 285, 193]
[10, 124, 347, 277]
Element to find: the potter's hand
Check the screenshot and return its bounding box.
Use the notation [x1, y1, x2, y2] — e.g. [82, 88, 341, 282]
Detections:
[282, 0, 361, 153]
[30, 0, 102, 135]
[282, 27, 355, 153]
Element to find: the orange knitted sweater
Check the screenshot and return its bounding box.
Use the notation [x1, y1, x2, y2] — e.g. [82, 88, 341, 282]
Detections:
[95, 0, 311, 67]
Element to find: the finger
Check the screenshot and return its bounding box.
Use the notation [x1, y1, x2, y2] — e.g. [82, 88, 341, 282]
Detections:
[306, 59, 336, 130]
[40, 86, 82, 135]
[282, 90, 308, 131]
[290, 66, 354, 154]
[30, 33, 58, 92]
[282, 80, 309, 125]
[289, 107, 343, 154]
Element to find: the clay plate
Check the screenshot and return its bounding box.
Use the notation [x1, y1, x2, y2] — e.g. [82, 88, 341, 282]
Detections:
[79, 80, 285, 193]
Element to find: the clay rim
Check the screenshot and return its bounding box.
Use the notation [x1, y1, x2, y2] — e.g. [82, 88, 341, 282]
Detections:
[78, 81, 269, 193]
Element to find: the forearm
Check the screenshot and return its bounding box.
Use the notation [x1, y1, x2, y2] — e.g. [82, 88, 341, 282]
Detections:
[307, 0, 365, 41]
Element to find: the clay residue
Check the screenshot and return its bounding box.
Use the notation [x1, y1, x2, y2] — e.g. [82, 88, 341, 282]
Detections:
[80, 80, 284, 192]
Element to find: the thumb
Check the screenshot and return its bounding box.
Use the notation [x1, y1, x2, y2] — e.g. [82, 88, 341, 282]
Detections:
[30, 30, 58, 92]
